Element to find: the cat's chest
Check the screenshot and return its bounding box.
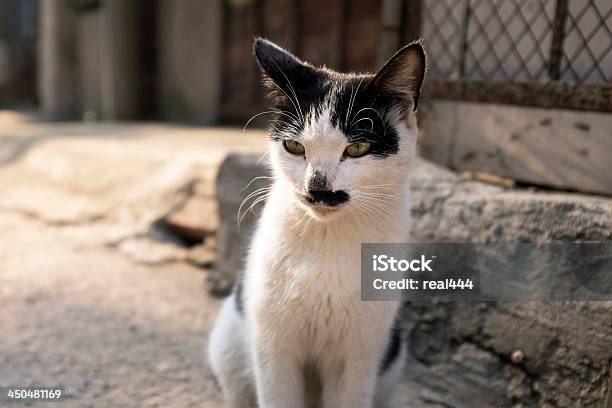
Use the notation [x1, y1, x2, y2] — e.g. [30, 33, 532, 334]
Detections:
[252, 247, 396, 354]
[254, 240, 363, 326]
[246, 218, 400, 353]
[270, 237, 360, 288]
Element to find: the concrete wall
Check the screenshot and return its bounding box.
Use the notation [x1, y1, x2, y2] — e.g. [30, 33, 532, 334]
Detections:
[421, 101, 612, 195]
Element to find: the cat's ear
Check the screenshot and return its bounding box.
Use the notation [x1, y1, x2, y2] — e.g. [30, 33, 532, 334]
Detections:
[370, 42, 426, 111]
[254, 38, 321, 96]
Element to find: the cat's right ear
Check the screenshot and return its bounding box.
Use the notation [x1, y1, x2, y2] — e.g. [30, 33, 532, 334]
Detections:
[370, 41, 426, 112]
[254, 38, 321, 97]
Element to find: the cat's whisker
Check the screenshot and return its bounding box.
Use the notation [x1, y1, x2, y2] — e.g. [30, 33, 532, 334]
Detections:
[357, 204, 394, 223]
[239, 186, 272, 205]
[350, 107, 387, 138]
[244, 110, 299, 132]
[256, 150, 271, 165]
[352, 201, 375, 218]
[271, 113, 302, 127]
[244, 194, 269, 218]
[347, 204, 369, 233]
[275, 128, 303, 141]
[270, 119, 302, 134]
[361, 191, 402, 200]
[358, 196, 396, 218]
[361, 197, 393, 214]
[237, 195, 267, 230]
[366, 183, 405, 187]
[354, 200, 389, 224]
[358, 186, 404, 196]
[344, 82, 356, 130]
[237, 191, 271, 230]
[350, 200, 373, 218]
[362, 199, 401, 210]
[344, 77, 365, 129]
[363, 187, 403, 193]
[350, 117, 375, 133]
[361, 194, 397, 208]
[272, 61, 304, 123]
[236, 187, 272, 229]
[247, 194, 270, 216]
[349, 132, 380, 143]
[351, 107, 384, 126]
[273, 108, 300, 122]
[352, 196, 380, 215]
[242, 176, 273, 191]
[362, 190, 400, 195]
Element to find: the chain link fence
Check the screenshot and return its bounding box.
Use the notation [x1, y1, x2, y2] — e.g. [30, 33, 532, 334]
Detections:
[422, 0, 612, 110]
[562, 1, 612, 83]
[424, 0, 611, 83]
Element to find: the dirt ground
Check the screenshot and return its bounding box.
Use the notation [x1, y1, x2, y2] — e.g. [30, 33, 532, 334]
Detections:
[0, 111, 266, 407]
[1, 211, 224, 408]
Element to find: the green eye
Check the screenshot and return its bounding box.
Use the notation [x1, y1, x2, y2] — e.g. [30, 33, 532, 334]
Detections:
[283, 139, 305, 155]
[345, 142, 371, 158]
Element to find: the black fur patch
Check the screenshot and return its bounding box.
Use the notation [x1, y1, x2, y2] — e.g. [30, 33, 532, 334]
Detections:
[254, 38, 426, 159]
[266, 74, 400, 159]
[234, 276, 244, 316]
[305, 189, 349, 207]
[380, 323, 403, 374]
[267, 77, 330, 142]
[330, 77, 400, 158]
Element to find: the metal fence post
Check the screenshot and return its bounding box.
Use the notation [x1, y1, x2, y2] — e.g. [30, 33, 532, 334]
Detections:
[458, 0, 471, 79]
[548, 0, 569, 81]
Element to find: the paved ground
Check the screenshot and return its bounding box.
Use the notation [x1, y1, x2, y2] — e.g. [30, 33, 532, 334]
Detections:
[0, 111, 266, 407]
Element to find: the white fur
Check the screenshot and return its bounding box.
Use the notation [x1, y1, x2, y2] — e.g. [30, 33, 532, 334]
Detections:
[209, 97, 419, 408]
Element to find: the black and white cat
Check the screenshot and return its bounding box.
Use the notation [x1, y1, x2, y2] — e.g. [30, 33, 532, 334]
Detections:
[208, 38, 426, 408]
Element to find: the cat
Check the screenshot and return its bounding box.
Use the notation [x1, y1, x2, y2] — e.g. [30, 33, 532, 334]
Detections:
[208, 38, 425, 408]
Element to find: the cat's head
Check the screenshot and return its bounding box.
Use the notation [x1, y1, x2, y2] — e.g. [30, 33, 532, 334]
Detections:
[254, 38, 426, 222]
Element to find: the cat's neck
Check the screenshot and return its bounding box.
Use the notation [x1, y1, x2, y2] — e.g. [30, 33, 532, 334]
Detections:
[263, 182, 412, 245]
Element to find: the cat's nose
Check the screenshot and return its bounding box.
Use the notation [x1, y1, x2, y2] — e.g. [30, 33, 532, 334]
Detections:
[304, 169, 348, 206]
[307, 170, 329, 192]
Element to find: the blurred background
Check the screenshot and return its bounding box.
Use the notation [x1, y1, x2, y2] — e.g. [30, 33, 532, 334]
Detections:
[1, 0, 610, 121]
[1, 1, 611, 407]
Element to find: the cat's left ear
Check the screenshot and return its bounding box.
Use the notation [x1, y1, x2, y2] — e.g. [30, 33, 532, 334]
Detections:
[371, 42, 426, 111]
[254, 38, 322, 96]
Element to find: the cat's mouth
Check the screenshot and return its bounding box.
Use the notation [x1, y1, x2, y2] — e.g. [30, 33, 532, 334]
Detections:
[299, 193, 347, 218]
[306, 202, 340, 216]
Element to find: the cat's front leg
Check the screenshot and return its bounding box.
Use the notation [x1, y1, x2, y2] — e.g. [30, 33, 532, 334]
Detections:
[252, 337, 305, 408]
[322, 357, 380, 408]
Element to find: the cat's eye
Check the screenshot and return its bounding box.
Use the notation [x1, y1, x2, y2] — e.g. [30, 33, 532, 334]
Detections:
[345, 142, 371, 158]
[283, 139, 305, 155]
